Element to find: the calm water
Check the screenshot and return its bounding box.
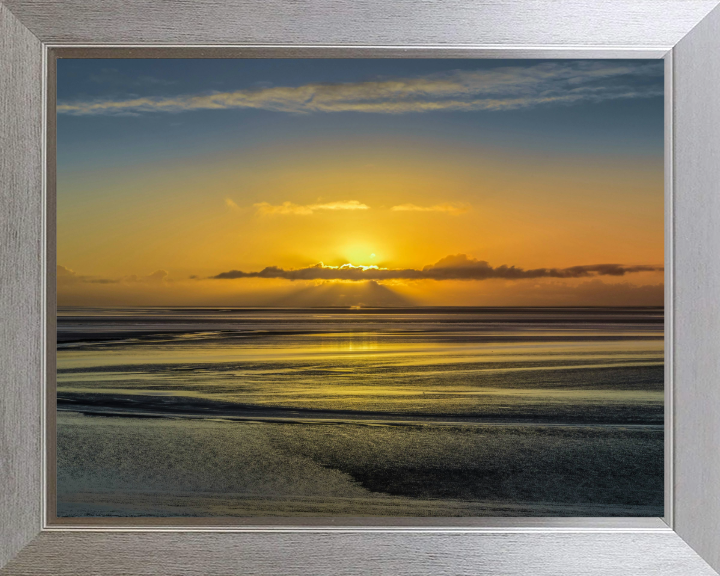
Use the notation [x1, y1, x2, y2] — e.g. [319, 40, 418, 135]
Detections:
[56, 306, 664, 517]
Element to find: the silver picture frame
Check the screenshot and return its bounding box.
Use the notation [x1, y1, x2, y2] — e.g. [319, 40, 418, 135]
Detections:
[1, 1, 719, 573]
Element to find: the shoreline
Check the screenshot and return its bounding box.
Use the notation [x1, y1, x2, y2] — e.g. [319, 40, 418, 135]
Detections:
[57, 393, 664, 428]
[58, 407, 665, 430]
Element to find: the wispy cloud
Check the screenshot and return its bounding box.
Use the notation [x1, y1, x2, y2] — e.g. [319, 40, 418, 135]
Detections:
[225, 198, 240, 210]
[391, 203, 470, 214]
[254, 200, 370, 215]
[57, 265, 118, 284]
[58, 265, 169, 284]
[57, 61, 663, 116]
[211, 254, 663, 281]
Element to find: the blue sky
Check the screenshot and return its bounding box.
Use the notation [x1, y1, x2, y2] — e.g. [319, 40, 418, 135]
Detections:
[57, 59, 664, 174]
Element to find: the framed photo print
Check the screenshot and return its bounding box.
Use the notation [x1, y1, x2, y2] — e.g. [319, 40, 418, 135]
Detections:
[53, 56, 666, 521]
[1, 1, 720, 575]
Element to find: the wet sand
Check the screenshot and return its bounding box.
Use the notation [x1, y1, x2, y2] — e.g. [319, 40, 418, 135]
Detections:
[56, 306, 664, 517]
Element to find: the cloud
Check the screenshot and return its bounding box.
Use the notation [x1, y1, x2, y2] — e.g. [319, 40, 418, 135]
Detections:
[211, 254, 663, 281]
[254, 200, 370, 215]
[57, 265, 119, 285]
[117, 269, 169, 284]
[141, 269, 169, 283]
[57, 265, 76, 278]
[253, 200, 468, 215]
[57, 265, 169, 285]
[57, 61, 663, 116]
[391, 203, 470, 214]
[225, 198, 240, 210]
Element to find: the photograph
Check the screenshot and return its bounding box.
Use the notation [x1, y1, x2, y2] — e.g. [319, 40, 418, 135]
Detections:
[55, 58, 664, 518]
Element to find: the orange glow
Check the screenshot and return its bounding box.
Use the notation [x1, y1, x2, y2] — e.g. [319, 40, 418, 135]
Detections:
[57, 138, 663, 306]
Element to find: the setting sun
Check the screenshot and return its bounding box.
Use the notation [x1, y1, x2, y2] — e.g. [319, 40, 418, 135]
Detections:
[57, 58, 663, 308]
[55, 57, 664, 520]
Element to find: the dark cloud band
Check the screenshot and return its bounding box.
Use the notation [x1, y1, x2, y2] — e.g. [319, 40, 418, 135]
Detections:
[212, 254, 663, 282]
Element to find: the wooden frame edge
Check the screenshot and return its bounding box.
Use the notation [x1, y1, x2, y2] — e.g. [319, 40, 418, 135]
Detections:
[0, 1, 44, 569]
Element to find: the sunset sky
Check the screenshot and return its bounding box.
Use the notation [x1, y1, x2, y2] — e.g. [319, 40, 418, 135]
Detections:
[56, 59, 664, 306]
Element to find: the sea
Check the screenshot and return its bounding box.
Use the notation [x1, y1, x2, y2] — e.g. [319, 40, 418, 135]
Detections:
[56, 306, 664, 517]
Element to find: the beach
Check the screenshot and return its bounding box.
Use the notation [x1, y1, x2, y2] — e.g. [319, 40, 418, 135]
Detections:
[56, 306, 664, 517]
